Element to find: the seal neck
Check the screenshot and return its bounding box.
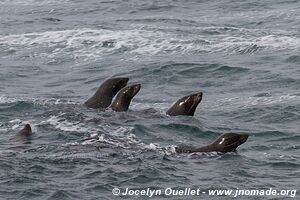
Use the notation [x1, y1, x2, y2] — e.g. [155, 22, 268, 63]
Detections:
[192, 144, 216, 153]
[176, 144, 215, 153]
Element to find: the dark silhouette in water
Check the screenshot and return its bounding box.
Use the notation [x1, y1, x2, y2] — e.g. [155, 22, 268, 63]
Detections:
[167, 92, 203, 116]
[16, 124, 33, 143]
[84, 77, 129, 109]
[17, 124, 32, 136]
[176, 133, 249, 153]
[110, 84, 141, 112]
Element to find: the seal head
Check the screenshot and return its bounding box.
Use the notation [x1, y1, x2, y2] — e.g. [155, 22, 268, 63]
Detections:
[208, 133, 249, 153]
[110, 84, 141, 112]
[17, 124, 32, 137]
[84, 77, 129, 109]
[166, 92, 203, 116]
[176, 133, 249, 153]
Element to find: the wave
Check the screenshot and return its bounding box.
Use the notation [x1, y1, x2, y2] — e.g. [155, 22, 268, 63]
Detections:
[208, 94, 300, 111]
[0, 96, 78, 106]
[245, 94, 300, 106]
[0, 0, 69, 6]
[285, 55, 300, 63]
[0, 28, 299, 62]
[42, 115, 90, 133]
[0, 101, 34, 113]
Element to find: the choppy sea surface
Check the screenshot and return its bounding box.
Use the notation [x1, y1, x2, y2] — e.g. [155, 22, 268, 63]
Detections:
[0, 0, 299, 199]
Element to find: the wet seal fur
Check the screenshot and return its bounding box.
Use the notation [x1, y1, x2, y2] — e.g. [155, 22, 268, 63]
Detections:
[167, 92, 203, 116]
[176, 133, 249, 153]
[84, 77, 129, 109]
[110, 84, 141, 112]
[16, 124, 33, 139]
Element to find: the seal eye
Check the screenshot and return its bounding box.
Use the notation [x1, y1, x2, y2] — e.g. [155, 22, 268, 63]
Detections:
[179, 102, 184, 106]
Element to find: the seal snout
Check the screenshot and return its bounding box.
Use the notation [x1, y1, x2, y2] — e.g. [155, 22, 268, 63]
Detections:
[191, 91, 203, 106]
[196, 91, 203, 97]
[132, 83, 141, 94]
[195, 92, 203, 101]
[16, 123, 33, 139]
[121, 77, 129, 87]
[240, 134, 249, 143]
[24, 124, 32, 132]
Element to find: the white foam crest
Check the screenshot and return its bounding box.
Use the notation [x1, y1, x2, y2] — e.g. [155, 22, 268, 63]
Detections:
[0, 95, 78, 106]
[43, 115, 89, 133]
[80, 129, 166, 152]
[136, 142, 177, 155]
[0, 96, 21, 104]
[9, 119, 22, 124]
[11, 124, 21, 130]
[110, 126, 134, 137]
[211, 35, 300, 54]
[254, 35, 300, 50]
[147, 143, 160, 150]
[8, 120, 38, 132]
[32, 98, 78, 106]
[0, 29, 166, 58]
[1, 28, 299, 61]
[78, 131, 179, 156]
[100, 126, 139, 144]
[81, 133, 133, 149]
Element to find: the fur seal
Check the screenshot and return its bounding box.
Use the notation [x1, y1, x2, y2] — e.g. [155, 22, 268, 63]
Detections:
[84, 77, 129, 109]
[175, 133, 249, 153]
[16, 124, 32, 137]
[166, 92, 203, 116]
[110, 84, 141, 112]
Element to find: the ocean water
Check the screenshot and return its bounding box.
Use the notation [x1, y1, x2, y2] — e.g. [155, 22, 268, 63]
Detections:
[0, 0, 299, 199]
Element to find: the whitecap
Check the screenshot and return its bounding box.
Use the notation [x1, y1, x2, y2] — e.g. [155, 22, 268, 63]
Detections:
[1, 28, 299, 62]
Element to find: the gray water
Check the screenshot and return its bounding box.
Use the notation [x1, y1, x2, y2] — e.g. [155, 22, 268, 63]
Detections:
[0, 0, 299, 199]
